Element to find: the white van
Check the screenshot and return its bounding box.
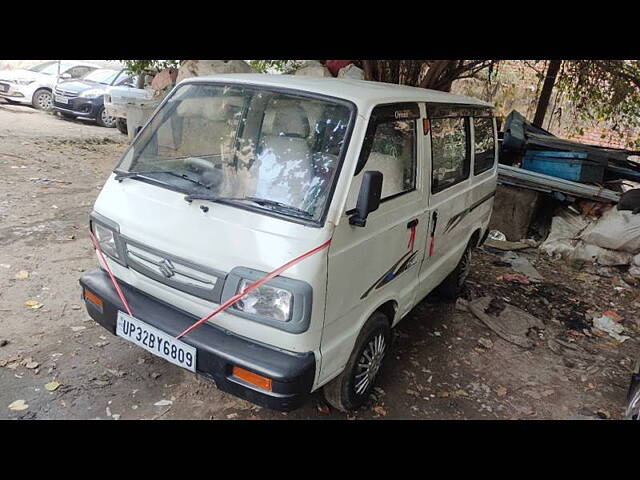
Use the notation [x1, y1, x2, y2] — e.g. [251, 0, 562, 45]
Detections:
[80, 74, 497, 412]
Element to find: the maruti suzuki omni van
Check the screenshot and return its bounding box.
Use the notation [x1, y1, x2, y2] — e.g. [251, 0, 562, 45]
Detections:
[79, 74, 497, 412]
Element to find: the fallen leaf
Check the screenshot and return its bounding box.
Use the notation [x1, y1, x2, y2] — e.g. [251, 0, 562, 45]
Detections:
[437, 391, 450, 398]
[316, 403, 331, 415]
[25, 361, 39, 369]
[15, 270, 29, 280]
[478, 337, 493, 349]
[453, 389, 470, 397]
[25, 300, 43, 309]
[603, 310, 623, 323]
[226, 413, 239, 419]
[71, 326, 86, 332]
[70, 304, 82, 311]
[496, 386, 508, 397]
[154, 400, 173, 407]
[372, 405, 387, 416]
[596, 409, 611, 419]
[542, 389, 554, 397]
[8, 400, 28, 411]
[45, 381, 60, 392]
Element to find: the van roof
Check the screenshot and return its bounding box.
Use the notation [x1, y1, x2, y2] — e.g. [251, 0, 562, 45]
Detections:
[184, 74, 493, 113]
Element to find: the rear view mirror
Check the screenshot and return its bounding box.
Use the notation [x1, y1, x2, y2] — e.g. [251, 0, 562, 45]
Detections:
[349, 171, 383, 227]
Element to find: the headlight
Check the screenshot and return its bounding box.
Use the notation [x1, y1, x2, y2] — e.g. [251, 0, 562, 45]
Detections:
[93, 223, 119, 260]
[233, 279, 293, 322]
[14, 79, 35, 86]
[80, 89, 102, 99]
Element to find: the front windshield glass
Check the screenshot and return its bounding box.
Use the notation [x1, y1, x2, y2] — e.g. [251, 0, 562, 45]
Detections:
[82, 69, 119, 85]
[28, 61, 73, 75]
[118, 83, 353, 223]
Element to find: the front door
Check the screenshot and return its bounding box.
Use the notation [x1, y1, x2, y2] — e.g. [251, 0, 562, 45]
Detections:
[321, 103, 428, 382]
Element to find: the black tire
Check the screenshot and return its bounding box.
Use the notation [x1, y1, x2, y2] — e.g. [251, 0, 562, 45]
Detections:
[32, 89, 53, 111]
[435, 243, 473, 300]
[115, 117, 128, 135]
[95, 106, 116, 128]
[323, 311, 391, 412]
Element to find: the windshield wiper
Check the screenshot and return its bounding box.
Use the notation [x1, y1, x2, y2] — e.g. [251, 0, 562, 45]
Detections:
[114, 170, 211, 189]
[183, 194, 313, 219]
[239, 197, 313, 218]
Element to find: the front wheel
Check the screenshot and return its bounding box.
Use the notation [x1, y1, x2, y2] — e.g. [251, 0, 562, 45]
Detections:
[96, 106, 116, 128]
[323, 312, 391, 412]
[32, 89, 53, 111]
[115, 117, 127, 135]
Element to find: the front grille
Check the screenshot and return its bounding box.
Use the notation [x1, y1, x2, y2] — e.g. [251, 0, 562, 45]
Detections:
[123, 238, 225, 303]
[54, 87, 79, 98]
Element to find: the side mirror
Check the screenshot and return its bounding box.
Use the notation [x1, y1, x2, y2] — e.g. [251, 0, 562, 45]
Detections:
[349, 171, 383, 227]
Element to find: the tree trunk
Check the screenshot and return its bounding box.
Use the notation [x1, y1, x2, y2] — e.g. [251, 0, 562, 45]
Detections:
[533, 60, 562, 128]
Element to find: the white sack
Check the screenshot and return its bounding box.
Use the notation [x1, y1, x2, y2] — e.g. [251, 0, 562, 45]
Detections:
[579, 208, 640, 253]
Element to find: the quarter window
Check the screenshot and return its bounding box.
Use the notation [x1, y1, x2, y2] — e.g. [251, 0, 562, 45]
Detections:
[430, 117, 470, 193]
[473, 117, 496, 175]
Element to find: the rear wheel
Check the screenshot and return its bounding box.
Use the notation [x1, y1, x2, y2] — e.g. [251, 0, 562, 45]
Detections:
[323, 312, 391, 412]
[32, 89, 53, 111]
[436, 243, 473, 300]
[96, 106, 116, 128]
[115, 117, 128, 135]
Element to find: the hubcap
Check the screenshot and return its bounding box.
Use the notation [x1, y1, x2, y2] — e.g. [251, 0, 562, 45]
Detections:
[354, 332, 386, 395]
[101, 109, 114, 126]
[37, 92, 52, 110]
[626, 388, 640, 420]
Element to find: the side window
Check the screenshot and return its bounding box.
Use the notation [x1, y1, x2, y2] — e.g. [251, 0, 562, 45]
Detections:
[346, 118, 416, 210]
[473, 117, 496, 175]
[430, 116, 470, 194]
[67, 66, 92, 78]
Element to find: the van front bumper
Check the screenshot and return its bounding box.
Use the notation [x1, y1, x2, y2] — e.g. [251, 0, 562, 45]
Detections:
[79, 269, 315, 412]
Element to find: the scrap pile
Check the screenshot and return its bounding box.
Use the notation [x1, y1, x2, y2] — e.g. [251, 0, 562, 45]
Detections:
[490, 110, 640, 279]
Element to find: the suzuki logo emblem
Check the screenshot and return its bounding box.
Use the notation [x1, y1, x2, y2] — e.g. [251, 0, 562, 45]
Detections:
[158, 258, 176, 278]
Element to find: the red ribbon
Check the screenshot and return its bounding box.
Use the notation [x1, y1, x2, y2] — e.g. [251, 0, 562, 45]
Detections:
[176, 238, 332, 339]
[89, 231, 133, 317]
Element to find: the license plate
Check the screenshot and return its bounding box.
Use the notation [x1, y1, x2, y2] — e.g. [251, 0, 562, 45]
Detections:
[116, 311, 196, 372]
[55, 95, 69, 104]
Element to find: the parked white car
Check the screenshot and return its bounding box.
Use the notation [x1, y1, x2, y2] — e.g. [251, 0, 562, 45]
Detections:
[0, 60, 101, 111]
[104, 70, 154, 135]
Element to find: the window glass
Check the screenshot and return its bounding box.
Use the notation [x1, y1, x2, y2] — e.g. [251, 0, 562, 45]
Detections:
[473, 117, 495, 175]
[120, 83, 353, 223]
[346, 119, 416, 210]
[430, 117, 469, 193]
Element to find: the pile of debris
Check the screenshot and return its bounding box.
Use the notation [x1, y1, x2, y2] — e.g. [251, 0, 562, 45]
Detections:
[489, 110, 640, 280]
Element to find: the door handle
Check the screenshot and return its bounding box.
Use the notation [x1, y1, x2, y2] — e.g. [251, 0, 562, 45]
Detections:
[407, 219, 419, 229]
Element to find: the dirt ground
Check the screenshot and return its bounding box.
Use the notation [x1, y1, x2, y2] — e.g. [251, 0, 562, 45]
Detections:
[1, 99, 638, 420]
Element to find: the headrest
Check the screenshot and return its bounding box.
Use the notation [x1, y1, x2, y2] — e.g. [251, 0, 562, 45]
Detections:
[176, 96, 242, 121]
[262, 102, 310, 138]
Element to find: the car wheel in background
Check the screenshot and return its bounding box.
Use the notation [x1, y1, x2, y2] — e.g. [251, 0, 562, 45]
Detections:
[115, 117, 128, 135]
[96, 106, 116, 128]
[436, 243, 473, 300]
[32, 89, 53, 111]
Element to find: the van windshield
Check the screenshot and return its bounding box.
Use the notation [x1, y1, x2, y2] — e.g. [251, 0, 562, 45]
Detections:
[118, 83, 353, 223]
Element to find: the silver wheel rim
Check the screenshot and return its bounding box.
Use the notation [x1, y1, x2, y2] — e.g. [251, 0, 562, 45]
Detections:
[625, 388, 640, 420]
[37, 92, 52, 110]
[101, 109, 114, 127]
[354, 332, 386, 395]
[458, 249, 471, 287]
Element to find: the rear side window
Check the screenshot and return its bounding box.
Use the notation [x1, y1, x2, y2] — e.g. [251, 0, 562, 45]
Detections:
[473, 117, 496, 175]
[430, 117, 470, 193]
